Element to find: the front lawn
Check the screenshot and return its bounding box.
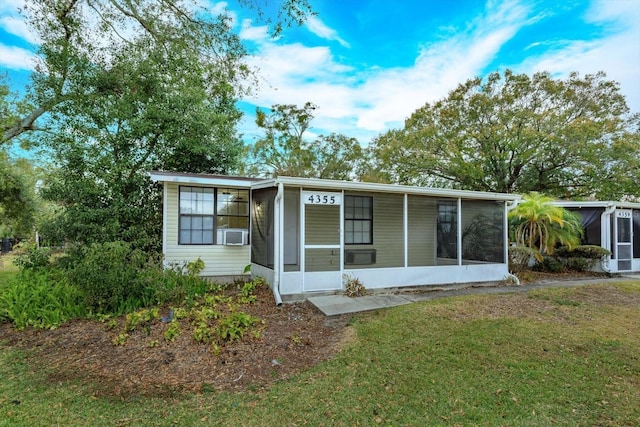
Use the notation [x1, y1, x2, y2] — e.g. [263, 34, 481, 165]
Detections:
[1, 280, 638, 426]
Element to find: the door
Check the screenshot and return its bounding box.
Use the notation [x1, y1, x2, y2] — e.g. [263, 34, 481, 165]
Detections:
[615, 210, 632, 272]
[301, 191, 343, 291]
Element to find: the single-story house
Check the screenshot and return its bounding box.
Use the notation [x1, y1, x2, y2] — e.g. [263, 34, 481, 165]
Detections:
[150, 171, 521, 302]
[553, 201, 640, 274]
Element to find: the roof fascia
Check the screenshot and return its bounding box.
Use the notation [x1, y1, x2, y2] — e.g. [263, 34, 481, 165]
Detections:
[270, 176, 520, 201]
[554, 200, 640, 209]
[149, 172, 254, 188]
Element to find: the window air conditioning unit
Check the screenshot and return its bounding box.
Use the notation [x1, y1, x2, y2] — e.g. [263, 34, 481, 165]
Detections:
[345, 249, 376, 265]
[223, 229, 248, 245]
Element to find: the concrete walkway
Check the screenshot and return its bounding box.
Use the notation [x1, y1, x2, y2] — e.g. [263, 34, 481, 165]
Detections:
[308, 274, 640, 316]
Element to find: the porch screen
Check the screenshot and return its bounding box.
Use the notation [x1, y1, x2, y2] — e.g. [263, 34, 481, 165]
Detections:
[461, 200, 504, 263]
[437, 201, 457, 262]
[569, 208, 603, 246]
[251, 188, 276, 268]
[634, 210, 640, 258]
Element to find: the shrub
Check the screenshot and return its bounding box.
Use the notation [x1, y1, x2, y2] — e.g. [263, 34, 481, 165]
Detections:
[13, 247, 51, 270]
[554, 245, 611, 259]
[533, 255, 564, 273]
[554, 245, 611, 272]
[65, 241, 154, 315]
[0, 269, 86, 330]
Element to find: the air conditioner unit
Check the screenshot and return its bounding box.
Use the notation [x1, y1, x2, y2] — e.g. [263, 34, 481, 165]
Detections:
[345, 249, 376, 265]
[223, 229, 248, 245]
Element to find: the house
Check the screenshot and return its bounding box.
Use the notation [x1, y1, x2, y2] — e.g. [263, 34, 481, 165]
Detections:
[150, 171, 520, 302]
[553, 201, 640, 274]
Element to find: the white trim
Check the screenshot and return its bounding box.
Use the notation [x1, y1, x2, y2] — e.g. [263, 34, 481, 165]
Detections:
[162, 182, 168, 258]
[150, 172, 255, 188]
[554, 201, 640, 210]
[272, 176, 519, 201]
[456, 197, 462, 266]
[403, 193, 408, 268]
[300, 189, 306, 288]
[151, 172, 520, 201]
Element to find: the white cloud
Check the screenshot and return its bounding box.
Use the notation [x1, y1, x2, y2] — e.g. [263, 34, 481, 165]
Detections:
[0, 0, 22, 15]
[305, 15, 350, 48]
[514, 0, 640, 113]
[240, 0, 534, 143]
[0, 43, 35, 70]
[0, 16, 39, 44]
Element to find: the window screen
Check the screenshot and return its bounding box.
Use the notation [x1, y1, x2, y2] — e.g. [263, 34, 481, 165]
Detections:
[344, 195, 373, 244]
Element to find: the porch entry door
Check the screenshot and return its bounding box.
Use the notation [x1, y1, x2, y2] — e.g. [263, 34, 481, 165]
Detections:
[301, 191, 343, 292]
[615, 210, 632, 271]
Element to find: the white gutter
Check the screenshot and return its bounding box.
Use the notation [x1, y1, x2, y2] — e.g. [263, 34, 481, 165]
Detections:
[271, 182, 284, 306]
[601, 204, 616, 273]
[503, 198, 521, 284]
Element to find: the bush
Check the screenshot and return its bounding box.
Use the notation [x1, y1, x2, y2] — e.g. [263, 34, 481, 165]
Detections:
[555, 245, 611, 259]
[533, 255, 564, 273]
[0, 269, 87, 330]
[65, 241, 155, 315]
[13, 247, 51, 270]
[62, 242, 217, 316]
[554, 245, 611, 272]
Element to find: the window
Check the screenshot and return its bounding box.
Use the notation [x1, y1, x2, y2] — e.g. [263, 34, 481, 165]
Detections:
[179, 186, 249, 245]
[345, 195, 373, 244]
[437, 201, 457, 259]
[179, 187, 214, 244]
[217, 188, 249, 230]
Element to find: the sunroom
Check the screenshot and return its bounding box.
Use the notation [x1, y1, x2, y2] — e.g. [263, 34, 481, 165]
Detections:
[249, 177, 519, 301]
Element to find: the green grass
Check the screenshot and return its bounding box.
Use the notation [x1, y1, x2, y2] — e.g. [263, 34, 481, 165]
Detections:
[1, 281, 639, 426]
[0, 255, 18, 285]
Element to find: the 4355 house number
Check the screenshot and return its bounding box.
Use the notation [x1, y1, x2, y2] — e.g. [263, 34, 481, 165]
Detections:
[303, 191, 342, 205]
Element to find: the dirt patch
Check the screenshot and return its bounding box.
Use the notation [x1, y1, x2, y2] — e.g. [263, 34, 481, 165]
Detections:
[0, 285, 351, 397]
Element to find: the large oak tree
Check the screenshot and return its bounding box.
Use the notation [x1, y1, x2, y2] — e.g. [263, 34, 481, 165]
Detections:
[370, 70, 640, 200]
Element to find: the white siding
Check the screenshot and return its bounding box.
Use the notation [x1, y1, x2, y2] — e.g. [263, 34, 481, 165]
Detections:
[164, 183, 251, 277]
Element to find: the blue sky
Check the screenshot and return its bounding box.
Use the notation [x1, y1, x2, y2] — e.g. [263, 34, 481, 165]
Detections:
[1, 0, 639, 146]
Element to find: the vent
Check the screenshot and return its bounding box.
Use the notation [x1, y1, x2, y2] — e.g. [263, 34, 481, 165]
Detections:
[222, 229, 248, 245]
[345, 249, 376, 265]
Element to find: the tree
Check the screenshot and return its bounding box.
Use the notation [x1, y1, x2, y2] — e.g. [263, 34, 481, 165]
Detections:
[370, 70, 640, 200]
[0, 1, 313, 251]
[0, 152, 39, 239]
[244, 102, 367, 179]
[509, 192, 583, 260]
[1, 0, 313, 145]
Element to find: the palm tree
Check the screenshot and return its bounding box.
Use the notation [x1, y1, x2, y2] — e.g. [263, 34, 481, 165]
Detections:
[509, 192, 583, 260]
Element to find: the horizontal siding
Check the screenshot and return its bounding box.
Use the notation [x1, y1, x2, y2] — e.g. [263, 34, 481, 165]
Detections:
[345, 192, 404, 269]
[164, 245, 251, 276]
[164, 182, 251, 276]
[407, 195, 437, 266]
[305, 204, 340, 245]
[305, 248, 340, 272]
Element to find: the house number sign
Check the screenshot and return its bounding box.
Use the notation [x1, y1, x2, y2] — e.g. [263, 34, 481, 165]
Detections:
[616, 210, 631, 218]
[303, 191, 342, 205]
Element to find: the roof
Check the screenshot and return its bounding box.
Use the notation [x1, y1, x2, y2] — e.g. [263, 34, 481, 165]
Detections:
[253, 176, 520, 201]
[149, 171, 261, 188]
[554, 200, 640, 210]
[150, 171, 520, 201]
